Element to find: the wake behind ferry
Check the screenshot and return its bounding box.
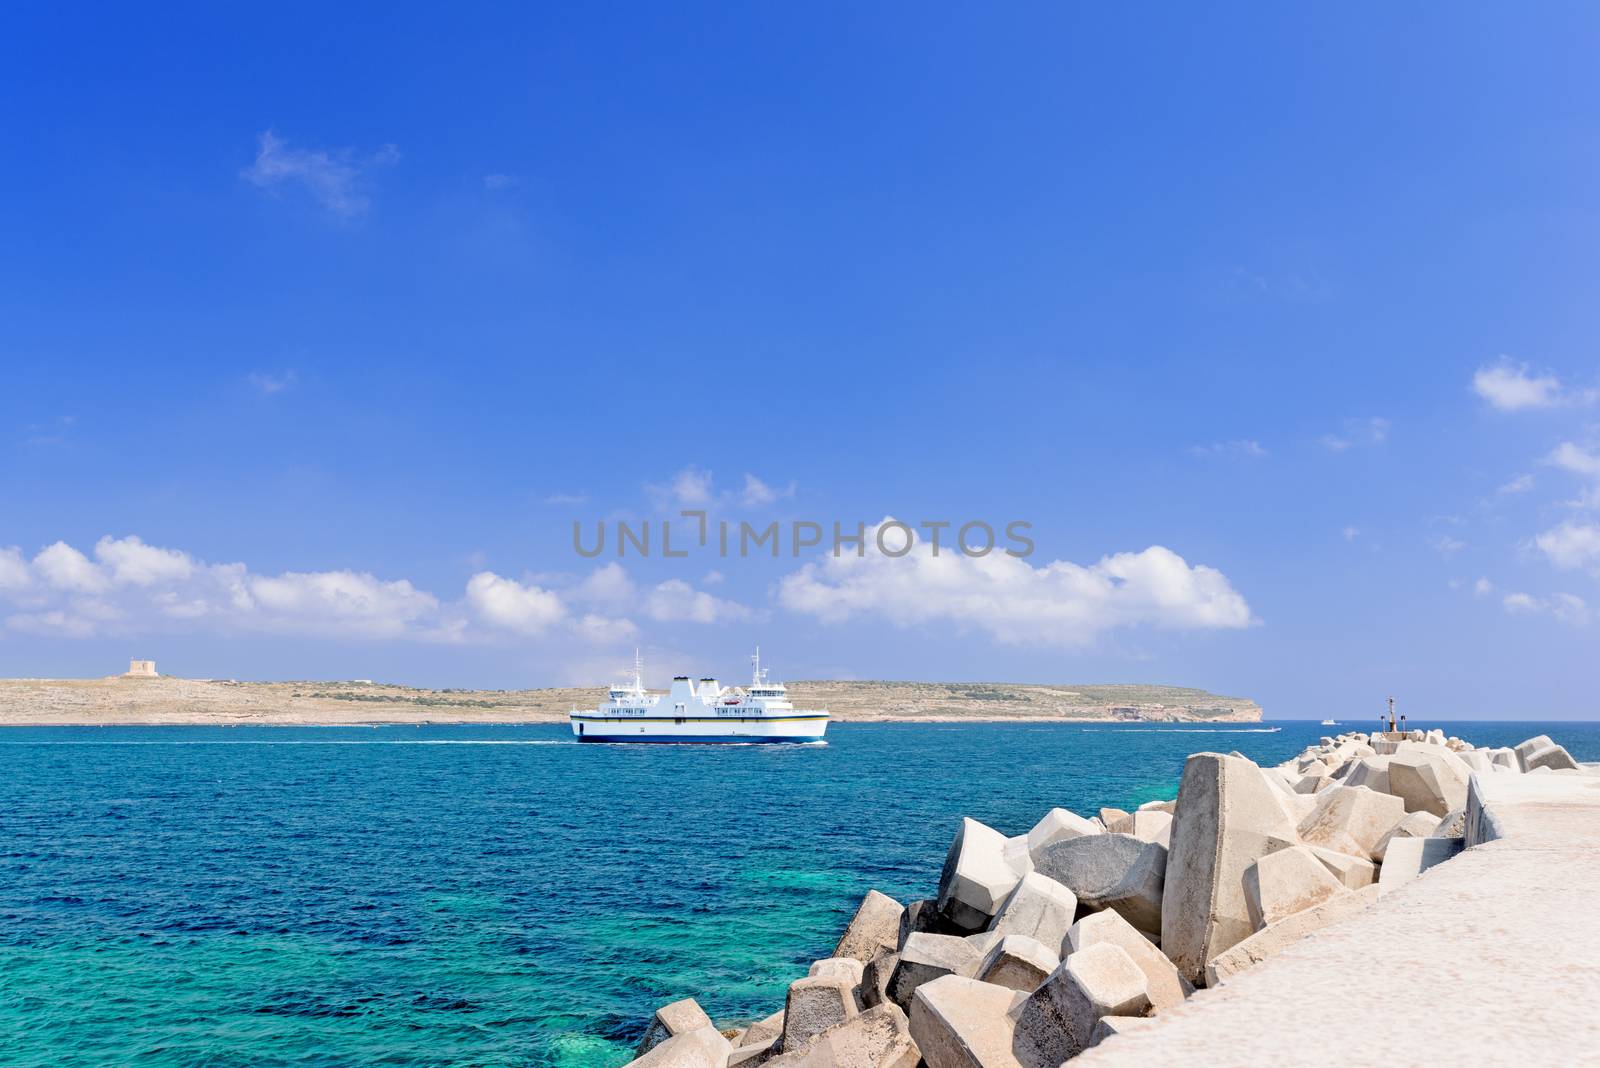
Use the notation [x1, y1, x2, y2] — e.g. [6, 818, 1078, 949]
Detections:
[569, 649, 829, 744]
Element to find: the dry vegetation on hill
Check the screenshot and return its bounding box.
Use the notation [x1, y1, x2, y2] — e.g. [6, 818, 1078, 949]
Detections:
[0, 676, 1261, 726]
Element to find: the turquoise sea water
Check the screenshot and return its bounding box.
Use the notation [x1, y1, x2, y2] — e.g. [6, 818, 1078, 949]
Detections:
[3, 720, 1596, 1067]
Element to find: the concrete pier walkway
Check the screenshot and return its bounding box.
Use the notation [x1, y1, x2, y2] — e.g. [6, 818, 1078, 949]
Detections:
[1081, 773, 1600, 1066]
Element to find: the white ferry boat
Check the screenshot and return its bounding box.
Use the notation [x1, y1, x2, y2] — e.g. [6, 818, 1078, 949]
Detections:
[569, 649, 829, 744]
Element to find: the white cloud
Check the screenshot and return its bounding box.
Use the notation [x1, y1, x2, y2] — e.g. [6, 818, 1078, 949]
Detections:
[1533, 522, 1600, 573]
[1473, 360, 1566, 411]
[0, 537, 759, 647]
[1542, 442, 1600, 509]
[1497, 473, 1535, 495]
[249, 570, 438, 637]
[741, 473, 797, 506]
[467, 563, 749, 637]
[96, 535, 196, 587]
[573, 613, 639, 644]
[1342, 526, 1360, 542]
[247, 370, 297, 395]
[544, 493, 589, 506]
[1548, 594, 1588, 625]
[21, 415, 75, 447]
[1502, 592, 1536, 613]
[1473, 577, 1494, 597]
[464, 572, 566, 635]
[573, 562, 635, 609]
[1547, 442, 1600, 479]
[644, 578, 754, 624]
[1472, 359, 1598, 412]
[648, 465, 715, 508]
[7, 609, 103, 638]
[33, 542, 110, 593]
[1502, 591, 1589, 626]
[777, 521, 1251, 647]
[647, 467, 796, 510]
[1320, 417, 1389, 452]
[3, 538, 473, 640]
[483, 173, 519, 191]
[1431, 535, 1466, 555]
[670, 466, 715, 506]
[0, 548, 33, 592]
[1188, 440, 1267, 459]
[242, 131, 398, 218]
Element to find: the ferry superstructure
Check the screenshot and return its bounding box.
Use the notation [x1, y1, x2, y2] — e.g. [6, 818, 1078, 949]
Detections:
[569, 649, 829, 744]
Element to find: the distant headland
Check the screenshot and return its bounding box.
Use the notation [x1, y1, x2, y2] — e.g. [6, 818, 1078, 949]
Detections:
[0, 672, 1261, 727]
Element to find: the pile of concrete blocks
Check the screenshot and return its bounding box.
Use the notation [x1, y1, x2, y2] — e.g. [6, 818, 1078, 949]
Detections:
[619, 730, 1587, 1067]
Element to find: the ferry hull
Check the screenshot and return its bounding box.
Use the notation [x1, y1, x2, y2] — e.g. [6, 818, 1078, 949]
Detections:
[570, 715, 828, 744]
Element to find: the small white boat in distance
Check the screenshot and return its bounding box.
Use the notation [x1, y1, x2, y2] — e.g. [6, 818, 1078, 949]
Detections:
[570, 649, 829, 744]
[1320, 718, 1337, 726]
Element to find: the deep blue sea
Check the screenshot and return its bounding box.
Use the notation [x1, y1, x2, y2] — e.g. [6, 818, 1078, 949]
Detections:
[2, 720, 1595, 1067]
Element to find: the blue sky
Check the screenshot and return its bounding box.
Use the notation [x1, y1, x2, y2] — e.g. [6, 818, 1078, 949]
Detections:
[3, 5, 1599, 718]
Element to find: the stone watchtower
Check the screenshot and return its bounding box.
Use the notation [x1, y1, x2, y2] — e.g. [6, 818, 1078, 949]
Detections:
[123, 659, 158, 678]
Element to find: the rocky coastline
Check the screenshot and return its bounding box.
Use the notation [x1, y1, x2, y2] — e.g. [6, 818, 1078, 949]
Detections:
[620, 729, 1589, 1067]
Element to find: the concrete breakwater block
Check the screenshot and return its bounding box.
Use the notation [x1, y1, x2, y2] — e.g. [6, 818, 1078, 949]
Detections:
[1513, 734, 1557, 771]
[1296, 784, 1406, 861]
[976, 934, 1059, 992]
[1242, 845, 1346, 931]
[740, 1009, 785, 1048]
[782, 975, 859, 1052]
[1002, 835, 1035, 878]
[1387, 750, 1470, 817]
[726, 1041, 776, 1067]
[1032, 833, 1166, 939]
[1099, 807, 1131, 831]
[626, 728, 1595, 1067]
[1125, 810, 1174, 847]
[1088, 1014, 1157, 1050]
[834, 890, 905, 962]
[763, 1003, 921, 1068]
[1161, 753, 1301, 986]
[627, 1024, 733, 1067]
[937, 818, 1026, 932]
[887, 933, 982, 1011]
[1025, 808, 1101, 859]
[987, 871, 1078, 951]
[1523, 742, 1580, 773]
[860, 952, 898, 1009]
[897, 899, 953, 948]
[1066, 908, 1192, 1013]
[1290, 767, 1332, 795]
[1487, 747, 1519, 771]
[807, 957, 866, 1014]
[964, 930, 1004, 960]
[809, 957, 866, 984]
[1372, 737, 1435, 756]
[635, 997, 715, 1058]
[1057, 943, 1152, 1032]
[1339, 755, 1392, 795]
[1432, 808, 1466, 839]
[1370, 809, 1436, 863]
[910, 975, 1034, 1068]
[1303, 844, 1376, 889]
[1377, 836, 1464, 893]
[1011, 943, 1153, 1065]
